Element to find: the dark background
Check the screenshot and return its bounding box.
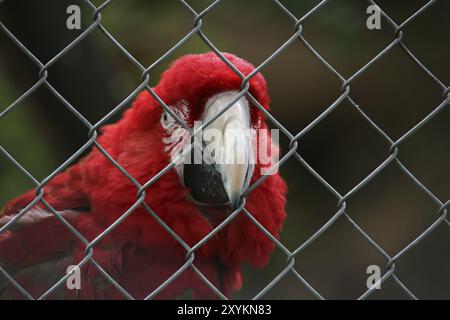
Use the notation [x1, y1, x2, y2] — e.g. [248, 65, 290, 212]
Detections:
[0, 0, 449, 299]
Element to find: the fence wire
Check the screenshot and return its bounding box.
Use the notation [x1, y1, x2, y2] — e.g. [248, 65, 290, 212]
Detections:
[0, 0, 449, 300]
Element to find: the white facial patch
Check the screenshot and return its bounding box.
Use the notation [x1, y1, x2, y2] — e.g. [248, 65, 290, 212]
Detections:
[161, 100, 190, 147]
[161, 100, 191, 178]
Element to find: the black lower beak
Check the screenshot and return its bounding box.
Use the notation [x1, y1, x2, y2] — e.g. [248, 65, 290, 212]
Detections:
[183, 163, 231, 207]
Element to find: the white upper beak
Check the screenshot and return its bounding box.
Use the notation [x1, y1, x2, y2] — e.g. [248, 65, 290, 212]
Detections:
[200, 91, 254, 209]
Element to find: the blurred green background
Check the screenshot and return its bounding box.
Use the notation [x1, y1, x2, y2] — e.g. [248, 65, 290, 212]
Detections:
[0, 0, 449, 299]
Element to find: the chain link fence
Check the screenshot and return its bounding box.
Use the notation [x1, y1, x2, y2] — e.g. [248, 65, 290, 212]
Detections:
[0, 0, 449, 300]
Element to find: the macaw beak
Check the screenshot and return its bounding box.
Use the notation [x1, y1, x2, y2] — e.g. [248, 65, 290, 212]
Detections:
[183, 91, 254, 210]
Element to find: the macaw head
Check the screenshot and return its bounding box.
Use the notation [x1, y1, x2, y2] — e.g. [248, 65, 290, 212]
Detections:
[126, 52, 273, 209]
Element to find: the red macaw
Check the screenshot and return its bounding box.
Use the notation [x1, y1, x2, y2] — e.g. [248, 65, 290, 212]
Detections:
[0, 52, 287, 299]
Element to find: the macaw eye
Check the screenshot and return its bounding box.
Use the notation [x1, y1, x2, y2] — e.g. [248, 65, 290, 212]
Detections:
[160, 111, 174, 129]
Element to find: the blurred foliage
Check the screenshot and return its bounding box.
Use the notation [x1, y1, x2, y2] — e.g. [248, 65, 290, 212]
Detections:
[0, 67, 55, 204]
